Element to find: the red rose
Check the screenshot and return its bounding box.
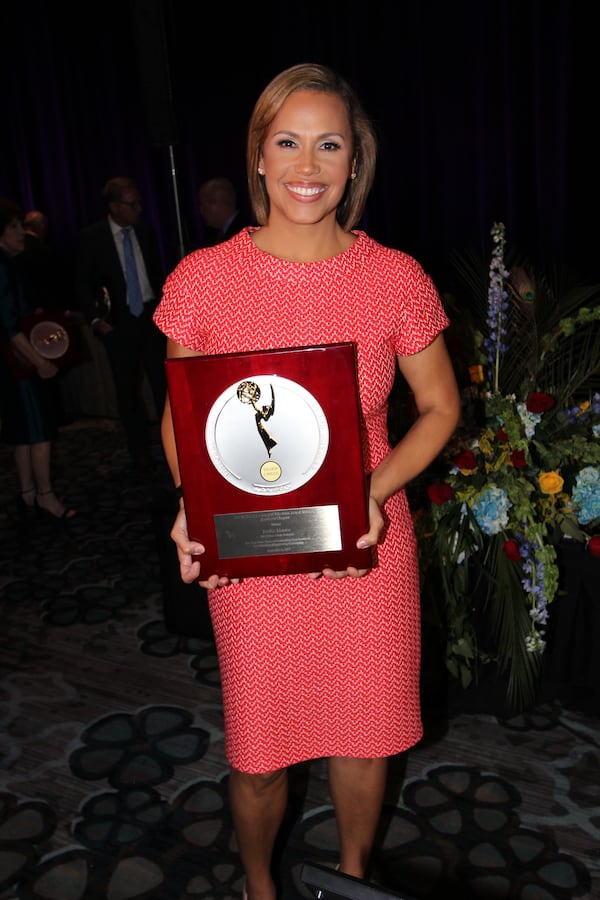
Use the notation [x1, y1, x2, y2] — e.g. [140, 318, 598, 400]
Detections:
[510, 449, 527, 468]
[427, 482, 454, 505]
[588, 535, 600, 558]
[503, 539, 521, 562]
[454, 450, 477, 471]
[497, 427, 508, 442]
[526, 392, 555, 413]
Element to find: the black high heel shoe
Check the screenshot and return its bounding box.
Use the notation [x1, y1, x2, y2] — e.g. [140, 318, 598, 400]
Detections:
[35, 490, 77, 523]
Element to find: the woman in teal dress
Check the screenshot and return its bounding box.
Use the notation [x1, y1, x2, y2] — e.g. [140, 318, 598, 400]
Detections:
[0, 197, 75, 522]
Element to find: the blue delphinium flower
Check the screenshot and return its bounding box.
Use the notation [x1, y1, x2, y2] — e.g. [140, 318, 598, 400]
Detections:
[485, 222, 510, 391]
[519, 536, 548, 653]
[565, 392, 600, 425]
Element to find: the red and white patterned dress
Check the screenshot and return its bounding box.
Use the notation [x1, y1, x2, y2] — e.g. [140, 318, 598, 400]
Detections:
[154, 229, 449, 774]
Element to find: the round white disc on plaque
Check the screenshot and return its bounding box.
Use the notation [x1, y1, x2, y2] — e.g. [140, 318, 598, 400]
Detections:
[205, 374, 329, 495]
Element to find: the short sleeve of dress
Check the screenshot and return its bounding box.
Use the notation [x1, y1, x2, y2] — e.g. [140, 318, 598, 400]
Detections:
[388, 252, 450, 357]
[153, 251, 210, 352]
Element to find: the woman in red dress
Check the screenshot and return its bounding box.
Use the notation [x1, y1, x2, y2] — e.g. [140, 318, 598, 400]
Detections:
[155, 64, 460, 900]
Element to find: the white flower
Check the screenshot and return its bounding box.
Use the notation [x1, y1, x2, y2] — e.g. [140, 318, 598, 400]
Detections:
[525, 633, 546, 654]
[517, 402, 542, 439]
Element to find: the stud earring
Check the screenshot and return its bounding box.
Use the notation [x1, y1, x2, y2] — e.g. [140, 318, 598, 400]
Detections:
[350, 172, 357, 180]
[258, 167, 265, 176]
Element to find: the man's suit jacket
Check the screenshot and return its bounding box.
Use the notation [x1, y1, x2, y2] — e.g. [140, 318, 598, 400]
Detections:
[75, 218, 164, 326]
[203, 212, 249, 247]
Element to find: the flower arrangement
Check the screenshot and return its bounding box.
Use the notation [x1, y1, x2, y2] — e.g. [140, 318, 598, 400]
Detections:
[421, 222, 600, 712]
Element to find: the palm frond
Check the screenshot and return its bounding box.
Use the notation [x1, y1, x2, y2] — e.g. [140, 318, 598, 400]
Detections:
[448, 243, 600, 401]
[537, 304, 600, 405]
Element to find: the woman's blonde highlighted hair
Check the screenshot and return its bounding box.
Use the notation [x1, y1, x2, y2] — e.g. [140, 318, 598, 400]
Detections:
[247, 63, 377, 231]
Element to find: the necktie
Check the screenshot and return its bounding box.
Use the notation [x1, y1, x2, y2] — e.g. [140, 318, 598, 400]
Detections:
[121, 228, 144, 317]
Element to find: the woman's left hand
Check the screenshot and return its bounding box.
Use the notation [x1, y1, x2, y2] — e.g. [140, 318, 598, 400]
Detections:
[307, 496, 384, 580]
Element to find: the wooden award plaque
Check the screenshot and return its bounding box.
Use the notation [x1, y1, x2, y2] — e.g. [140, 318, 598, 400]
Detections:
[4, 309, 81, 378]
[165, 342, 373, 578]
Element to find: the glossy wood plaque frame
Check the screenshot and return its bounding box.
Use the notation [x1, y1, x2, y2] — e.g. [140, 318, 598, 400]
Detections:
[165, 342, 373, 578]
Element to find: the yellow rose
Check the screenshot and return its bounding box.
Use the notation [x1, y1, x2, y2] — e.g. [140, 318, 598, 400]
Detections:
[538, 471, 564, 495]
[469, 365, 484, 385]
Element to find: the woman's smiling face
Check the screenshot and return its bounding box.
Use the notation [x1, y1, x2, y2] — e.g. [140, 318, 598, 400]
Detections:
[259, 89, 354, 228]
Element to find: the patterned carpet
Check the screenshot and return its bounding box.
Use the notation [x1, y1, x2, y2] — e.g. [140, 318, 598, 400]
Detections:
[0, 417, 598, 900]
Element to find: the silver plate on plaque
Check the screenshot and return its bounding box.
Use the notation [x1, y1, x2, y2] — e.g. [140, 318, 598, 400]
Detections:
[205, 373, 329, 496]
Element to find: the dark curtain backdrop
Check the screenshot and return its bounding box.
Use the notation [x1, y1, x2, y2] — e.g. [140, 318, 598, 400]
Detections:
[3, 0, 599, 300]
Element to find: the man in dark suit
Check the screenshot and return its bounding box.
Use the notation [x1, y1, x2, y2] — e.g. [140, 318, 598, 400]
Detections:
[75, 177, 166, 471]
[197, 177, 248, 246]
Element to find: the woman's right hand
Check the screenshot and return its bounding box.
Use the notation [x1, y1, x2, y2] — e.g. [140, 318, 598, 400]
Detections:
[37, 359, 58, 379]
[170, 507, 240, 588]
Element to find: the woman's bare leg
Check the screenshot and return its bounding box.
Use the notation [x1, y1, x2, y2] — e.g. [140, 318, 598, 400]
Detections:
[228, 766, 288, 900]
[27, 440, 73, 517]
[14, 444, 35, 499]
[328, 756, 388, 878]
[29, 440, 53, 492]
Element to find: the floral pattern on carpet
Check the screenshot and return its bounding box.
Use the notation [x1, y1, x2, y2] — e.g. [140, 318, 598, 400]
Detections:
[0, 419, 598, 899]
